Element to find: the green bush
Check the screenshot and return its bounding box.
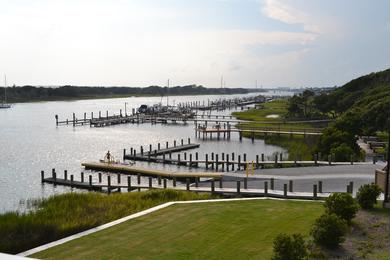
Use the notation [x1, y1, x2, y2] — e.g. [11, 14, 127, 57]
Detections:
[272, 233, 307, 260]
[311, 214, 348, 248]
[324, 192, 358, 224]
[356, 184, 382, 209]
[330, 143, 355, 162]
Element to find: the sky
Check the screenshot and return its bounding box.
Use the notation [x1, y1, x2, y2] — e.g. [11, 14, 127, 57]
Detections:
[0, 0, 390, 88]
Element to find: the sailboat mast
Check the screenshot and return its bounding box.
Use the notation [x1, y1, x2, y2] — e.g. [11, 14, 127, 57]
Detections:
[4, 74, 6, 104]
[167, 79, 169, 107]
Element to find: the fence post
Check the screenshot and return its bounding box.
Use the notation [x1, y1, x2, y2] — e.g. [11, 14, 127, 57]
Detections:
[89, 175, 92, 189]
[349, 181, 354, 194]
[283, 184, 288, 197]
[127, 176, 131, 191]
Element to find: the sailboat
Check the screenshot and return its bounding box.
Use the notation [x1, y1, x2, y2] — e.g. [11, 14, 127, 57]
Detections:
[0, 75, 11, 109]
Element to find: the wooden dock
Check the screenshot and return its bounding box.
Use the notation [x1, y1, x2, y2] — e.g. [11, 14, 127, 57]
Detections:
[195, 126, 322, 141]
[41, 170, 333, 200]
[81, 162, 221, 179]
[123, 138, 200, 161]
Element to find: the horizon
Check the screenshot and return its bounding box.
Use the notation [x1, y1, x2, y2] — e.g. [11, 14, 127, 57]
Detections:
[1, 0, 390, 88]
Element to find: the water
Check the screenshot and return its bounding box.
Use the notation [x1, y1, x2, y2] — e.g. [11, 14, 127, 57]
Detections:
[0, 93, 288, 213]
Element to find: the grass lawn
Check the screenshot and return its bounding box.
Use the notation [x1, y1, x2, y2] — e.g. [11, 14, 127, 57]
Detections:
[32, 199, 323, 260]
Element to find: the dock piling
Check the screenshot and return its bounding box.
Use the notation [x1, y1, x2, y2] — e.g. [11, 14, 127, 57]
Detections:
[127, 176, 131, 191]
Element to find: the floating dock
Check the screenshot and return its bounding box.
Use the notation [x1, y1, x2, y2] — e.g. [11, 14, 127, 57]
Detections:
[81, 162, 222, 180]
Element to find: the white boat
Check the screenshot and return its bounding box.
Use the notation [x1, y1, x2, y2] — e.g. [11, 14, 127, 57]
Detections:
[0, 75, 11, 109]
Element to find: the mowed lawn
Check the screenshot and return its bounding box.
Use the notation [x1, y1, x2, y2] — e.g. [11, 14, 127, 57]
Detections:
[32, 199, 323, 260]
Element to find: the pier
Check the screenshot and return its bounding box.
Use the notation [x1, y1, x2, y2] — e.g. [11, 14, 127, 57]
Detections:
[41, 169, 333, 200]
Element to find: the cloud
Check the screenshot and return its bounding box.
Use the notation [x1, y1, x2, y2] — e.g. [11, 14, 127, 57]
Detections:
[262, 0, 320, 33]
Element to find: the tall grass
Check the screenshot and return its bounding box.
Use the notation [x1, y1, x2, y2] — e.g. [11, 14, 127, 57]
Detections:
[0, 190, 214, 254]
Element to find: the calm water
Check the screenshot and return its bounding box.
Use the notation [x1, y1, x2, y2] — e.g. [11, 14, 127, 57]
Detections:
[0, 93, 288, 213]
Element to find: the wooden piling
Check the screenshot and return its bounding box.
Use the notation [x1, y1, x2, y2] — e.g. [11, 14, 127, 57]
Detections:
[127, 176, 131, 191]
[173, 177, 177, 187]
[107, 175, 111, 194]
[289, 180, 293, 192]
[313, 184, 317, 199]
[64, 170, 67, 180]
[81, 172, 84, 183]
[186, 178, 190, 191]
[264, 181, 268, 195]
[237, 181, 241, 194]
[98, 172, 102, 183]
[283, 184, 287, 197]
[41, 170, 44, 183]
[206, 154, 209, 170]
[244, 178, 248, 189]
[270, 178, 274, 190]
[89, 175, 92, 188]
[318, 181, 323, 193]
[149, 177, 152, 189]
[211, 179, 215, 193]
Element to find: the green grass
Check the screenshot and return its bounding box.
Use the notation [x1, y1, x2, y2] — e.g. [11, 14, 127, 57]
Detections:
[368, 202, 390, 218]
[233, 99, 289, 122]
[32, 199, 323, 260]
[233, 99, 325, 131]
[0, 190, 214, 254]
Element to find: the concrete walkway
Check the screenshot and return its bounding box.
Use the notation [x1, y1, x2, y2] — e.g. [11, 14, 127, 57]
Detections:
[197, 164, 385, 194]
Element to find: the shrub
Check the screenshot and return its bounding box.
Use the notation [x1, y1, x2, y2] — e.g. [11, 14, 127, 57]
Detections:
[272, 233, 307, 260]
[356, 184, 382, 209]
[324, 192, 358, 224]
[311, 214, 348, 248]
[330, 143, 355, 162]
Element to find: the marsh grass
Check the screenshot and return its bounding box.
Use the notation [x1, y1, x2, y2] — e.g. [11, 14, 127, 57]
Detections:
[0, 190, 214, 254]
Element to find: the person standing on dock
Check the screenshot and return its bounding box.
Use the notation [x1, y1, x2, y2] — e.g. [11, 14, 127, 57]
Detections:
[105, 150, 112, 163]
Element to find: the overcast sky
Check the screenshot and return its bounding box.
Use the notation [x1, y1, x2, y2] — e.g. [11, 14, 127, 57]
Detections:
[1, 0, 390, 88]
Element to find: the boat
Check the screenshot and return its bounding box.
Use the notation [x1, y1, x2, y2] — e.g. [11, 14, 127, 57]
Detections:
[0, 75, 11, 109]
